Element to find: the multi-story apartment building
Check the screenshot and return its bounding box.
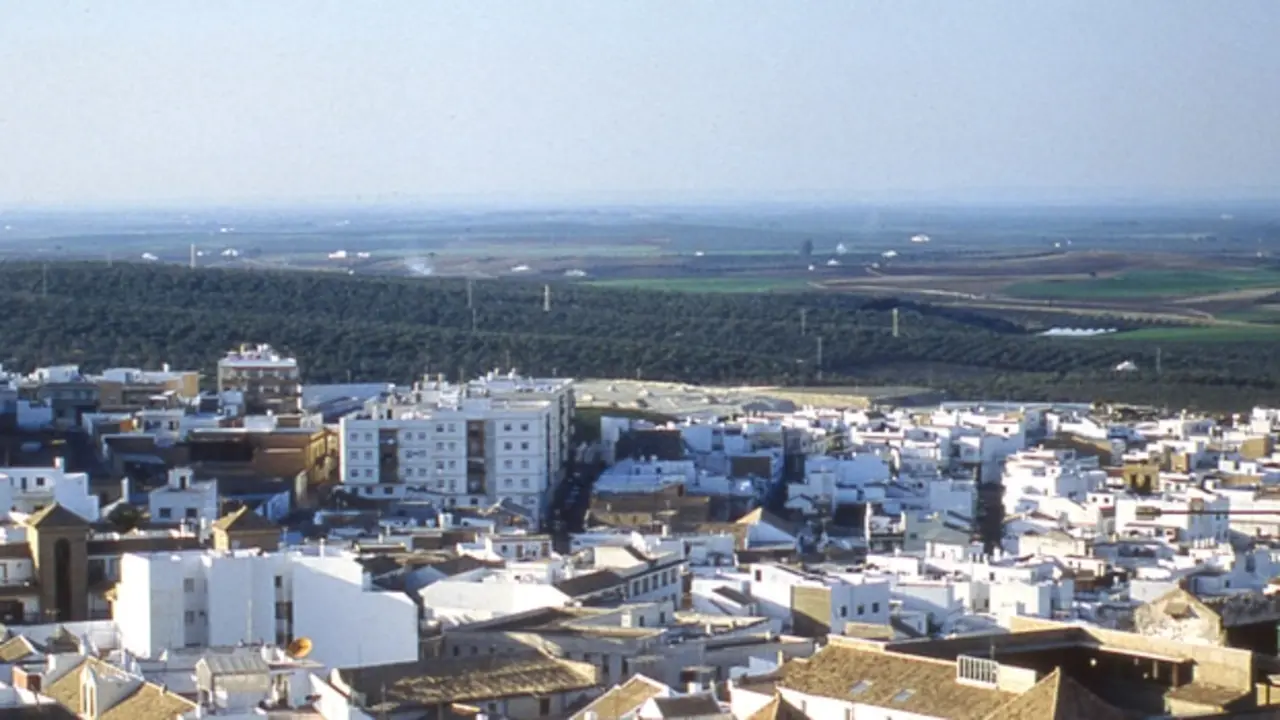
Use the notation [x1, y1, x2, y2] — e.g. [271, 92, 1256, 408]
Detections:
[216, 343, 301, 414]
[339, 372, 573, 519]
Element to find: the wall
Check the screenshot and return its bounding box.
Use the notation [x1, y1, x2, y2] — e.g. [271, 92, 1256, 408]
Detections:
[292, 554, 418, 668]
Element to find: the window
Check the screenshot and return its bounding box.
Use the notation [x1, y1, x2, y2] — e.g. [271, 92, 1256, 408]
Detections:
[521, 441, 529, 450]
[840, 606, 848, 618]
[185, 508, 198, 519]
[521, 478, 530, 488]
[436, 442, 444, 450]
[504, 460, 512, 469]
[364, 433, 372, 442]
[505, 478, 513, 488]
[857, 605, 865, 615]
[452, 646, 460, 657]
[521, 459, 529, 469]
[436, 461, 445, 470]
[892, 689, 916, 703]
[504, 442, 512, 450]
[363, 451, 372, 460]
[184, 610, 195, 624]
[503, 423, 512, 432]
[850, 680, 874, 696]
[418, 432, 426, 440]
[872, 602, 880, 613]
[383, 487, 393, 496]
[274, 575, 283, 589]
[539, 698, 551, 716]
[436, 424, 445, 433]
[349, 432, 358, 441]
[158, 507, 173, 519]
[183, 578, 195, 593]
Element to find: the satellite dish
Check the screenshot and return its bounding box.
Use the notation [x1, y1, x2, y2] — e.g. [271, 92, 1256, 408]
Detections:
[287, 637, 313, 659]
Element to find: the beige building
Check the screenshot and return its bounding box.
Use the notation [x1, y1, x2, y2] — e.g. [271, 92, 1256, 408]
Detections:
[216, 343, 301, 415]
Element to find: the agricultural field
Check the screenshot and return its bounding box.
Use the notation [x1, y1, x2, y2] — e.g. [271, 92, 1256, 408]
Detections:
[1005, 269, 1280, 300]
[584, 277, 815, 293]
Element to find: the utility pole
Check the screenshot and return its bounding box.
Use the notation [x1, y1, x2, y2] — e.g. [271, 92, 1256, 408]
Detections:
[816, 336, 823, 382]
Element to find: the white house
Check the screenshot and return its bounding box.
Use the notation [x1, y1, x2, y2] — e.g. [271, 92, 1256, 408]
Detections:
[147, 468, 218, 526]
[0, 458, 99, 521]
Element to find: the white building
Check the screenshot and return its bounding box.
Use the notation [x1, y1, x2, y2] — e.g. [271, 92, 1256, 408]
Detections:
[0, 458, 99, 521]
[147, 468, 218, 526]
[746, 563, 891, 631]
[1114, 490, 1230, 544]
[339, 372, 573, 520]
[114, 546, 418, 670]
[1002, 448, 1106, 515]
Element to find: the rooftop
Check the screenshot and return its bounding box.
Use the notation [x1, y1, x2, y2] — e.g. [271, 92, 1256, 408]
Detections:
[779, 644, 1013, 720]
[344, 653, 598, 710]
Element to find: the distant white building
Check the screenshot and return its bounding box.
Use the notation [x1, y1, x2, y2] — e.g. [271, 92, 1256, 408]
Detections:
[147, 468, 218, 527]
[114, 546, 418, 669]
[0, 458, 99, 521]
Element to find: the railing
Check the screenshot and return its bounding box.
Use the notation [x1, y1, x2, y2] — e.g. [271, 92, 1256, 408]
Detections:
[956, 655, 999, 687]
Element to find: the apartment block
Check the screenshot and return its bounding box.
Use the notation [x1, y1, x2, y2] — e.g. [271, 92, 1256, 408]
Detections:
[339, 372, 573, 519]
[216, 343, 301, 415]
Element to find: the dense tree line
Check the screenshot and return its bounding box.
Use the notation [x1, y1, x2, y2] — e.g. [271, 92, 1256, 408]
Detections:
[2, 262, 1279, 410]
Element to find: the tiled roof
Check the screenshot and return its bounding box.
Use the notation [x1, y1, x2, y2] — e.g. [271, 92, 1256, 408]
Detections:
[983, 668, 1125, 720]
[747, 695, 810, 720]
[0, 635, 39, 663]
[780, 645, 1012, 720]
[100, 683, 198, 720]
[27, 505, 90, 530]
[554, 569, 624, 597]
[347, 653, 598, 711]
[212, 506, 278, 533]
[570, 675, 668, 720]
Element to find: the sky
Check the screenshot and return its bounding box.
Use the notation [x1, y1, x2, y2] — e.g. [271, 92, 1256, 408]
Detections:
[1, 0, 1278, 208]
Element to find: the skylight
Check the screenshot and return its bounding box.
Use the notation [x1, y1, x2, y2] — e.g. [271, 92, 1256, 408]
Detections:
[892, 689, 915, 703]
[849, 680, 873, 696]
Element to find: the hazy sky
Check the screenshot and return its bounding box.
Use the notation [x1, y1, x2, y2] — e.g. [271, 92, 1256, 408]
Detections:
[2, 0, 1278, 207]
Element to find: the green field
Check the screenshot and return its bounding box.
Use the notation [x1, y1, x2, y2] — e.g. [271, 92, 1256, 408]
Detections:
[1006, 270, 1280, 300]
[1103, 325, 1280, 342]
[584, 277, 815, 293]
